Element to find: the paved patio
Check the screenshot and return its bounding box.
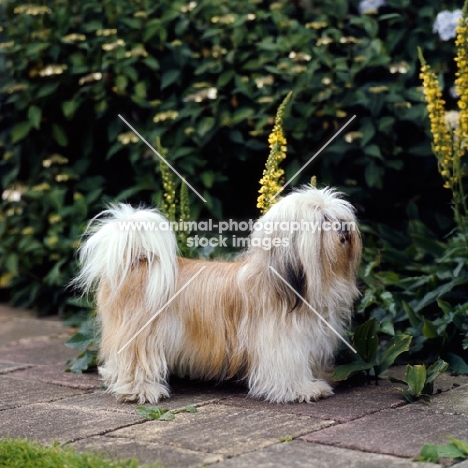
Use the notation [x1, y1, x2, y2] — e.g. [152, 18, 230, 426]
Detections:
[1, 304, 467, 467]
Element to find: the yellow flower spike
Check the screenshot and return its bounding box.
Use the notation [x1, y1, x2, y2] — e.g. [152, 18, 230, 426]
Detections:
[419, 2, 468, 234]
[257, 91, 293, 214]
[455, 9, 468, 153]
[156, 138, 176, 222]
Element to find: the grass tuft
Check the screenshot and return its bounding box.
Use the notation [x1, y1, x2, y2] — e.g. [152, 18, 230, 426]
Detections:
[0, 438, 162, 468]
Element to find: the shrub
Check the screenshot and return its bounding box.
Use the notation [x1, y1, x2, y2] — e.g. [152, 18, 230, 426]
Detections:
[0, 0, 465, 316]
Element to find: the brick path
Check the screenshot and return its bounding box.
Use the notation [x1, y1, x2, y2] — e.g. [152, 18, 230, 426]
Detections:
[1, 304, 467, 467]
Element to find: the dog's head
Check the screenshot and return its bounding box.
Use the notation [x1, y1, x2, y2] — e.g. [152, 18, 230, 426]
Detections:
[248, 185, 362, 312]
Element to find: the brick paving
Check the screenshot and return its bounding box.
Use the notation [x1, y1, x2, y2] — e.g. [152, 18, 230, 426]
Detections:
[1, 304, 467, 467]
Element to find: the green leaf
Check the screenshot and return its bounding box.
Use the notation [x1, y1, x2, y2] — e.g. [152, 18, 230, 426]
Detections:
[436, 443, 465, 459]
[410, 234, 445, 257]
[115, 75, 128, 92]
[397, 388, 415, 403]
[62, 100, 78, 119]
[425, 359, 449, 384]
[353, 318, 378, 363]
[364, 161, 383, 189]
[183, 406, 197, 413]
[413, 278, 467, 312]
[378, 334, 412, 374]
[446, 353, 468, 375]
[11, 121, 31, 144]
[405, 364, 426, 397]
[134, 81, 146, 98]
[422, 318, 439, 339]
[161, 69, 179, 89]
[143, 57, 159, 70]
[379, 13, 402, 21]
[115, 186, 145, 201]
[198, 117, 215, 138]
[417, 441, 466, 461]
[416, 444, 439, 463]
[123, 65, 138, 82]
[26, 42, 48, 54]
[418, 394, 431, 404]
[158, 411, 175, 421]
[200, 171, 215, 188]
[436, 299, 452, 315]
[28, 106, 42, 129]
[359, 119, 376, 146]
[52, 124, 68, 146]
[364, 144, 382, 159]
[65, 332, 95, 350]
[333, 361, 373, 381]
[446, 437, 468, 456]
[6, 254, 19, 276]
[417, 437, 466, 463]
[232, 107, 255, 125]
[380, 321, 395, 336]
[402, 301, 421, 328]
[66, 349, 97, 373]
[36, 82, 59, 98]
[218, 70, 235, 87]
[137, 406, 171, 420]
[387, 375, 407, 386]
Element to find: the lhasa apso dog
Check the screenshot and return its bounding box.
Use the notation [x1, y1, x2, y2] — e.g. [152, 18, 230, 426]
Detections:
[75, 185, 361, 404]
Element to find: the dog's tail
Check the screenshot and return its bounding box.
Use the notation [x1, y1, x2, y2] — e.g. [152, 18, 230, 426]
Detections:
[74, 204, 177, 305]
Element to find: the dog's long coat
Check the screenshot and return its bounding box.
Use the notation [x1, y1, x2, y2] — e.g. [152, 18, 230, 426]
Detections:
[75, 186, 361, 403]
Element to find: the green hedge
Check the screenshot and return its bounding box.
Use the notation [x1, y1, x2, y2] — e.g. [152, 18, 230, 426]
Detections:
[0, 0, 464, 313]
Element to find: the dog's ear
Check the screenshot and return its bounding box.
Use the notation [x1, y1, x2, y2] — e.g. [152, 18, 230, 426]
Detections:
[267, 235, 306, 312]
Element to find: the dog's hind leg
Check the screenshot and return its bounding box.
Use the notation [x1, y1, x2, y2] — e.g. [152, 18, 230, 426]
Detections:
[97, 283, 171, 404]
[98, 319, 171, 404]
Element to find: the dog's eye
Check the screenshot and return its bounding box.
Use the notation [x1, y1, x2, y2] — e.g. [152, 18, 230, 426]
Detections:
[340, 231, 350, 244]
[338, 220, 351, 244]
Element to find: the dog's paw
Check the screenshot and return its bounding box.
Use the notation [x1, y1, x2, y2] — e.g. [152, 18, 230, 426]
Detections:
[294, 379, 334, 403]
[108, 381, 170, 404]
[251, 379, 334, 403]
[118, 386, 170, 405]
[99, 366, 170, 404]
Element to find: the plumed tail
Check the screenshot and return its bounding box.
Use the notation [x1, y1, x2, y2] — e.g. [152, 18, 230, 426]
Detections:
[74, 204, 178, 305]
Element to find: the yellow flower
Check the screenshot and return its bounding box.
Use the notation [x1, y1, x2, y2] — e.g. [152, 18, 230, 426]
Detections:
[257, 92, 292, 214]
[156, 138, 177, 222]
[419, 52, 453, 188]
[0, 272, 13, 288]
[454, 11, 468, 153]
[419, 4, 468, 233]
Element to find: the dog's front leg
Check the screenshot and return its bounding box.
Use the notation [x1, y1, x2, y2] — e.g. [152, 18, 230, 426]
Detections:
[246, 324, 333, 403]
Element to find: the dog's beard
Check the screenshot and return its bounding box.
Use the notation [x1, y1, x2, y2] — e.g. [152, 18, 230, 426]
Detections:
[76, 186, 361, 404]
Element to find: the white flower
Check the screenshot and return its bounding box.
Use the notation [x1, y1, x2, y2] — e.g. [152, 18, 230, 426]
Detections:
[358, 0, 386, 15]
[449, 86, 459, 99]
[433, 10, 462, 41]
[445, 110, 459, 130]
[2, 188, 24, 202]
